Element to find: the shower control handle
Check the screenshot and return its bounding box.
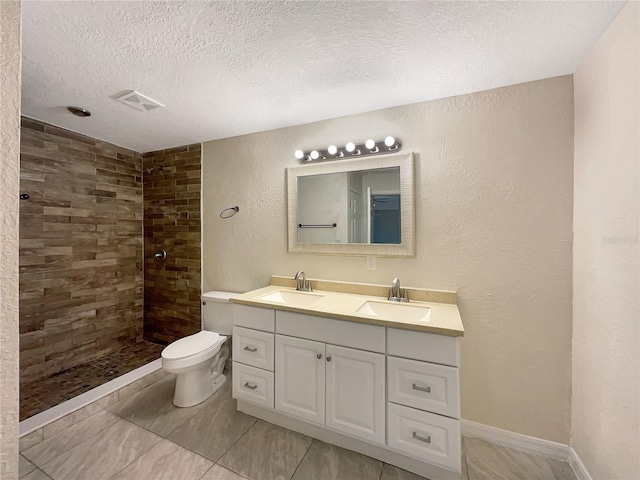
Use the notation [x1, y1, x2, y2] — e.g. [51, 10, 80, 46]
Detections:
[154, 249, 168, 263]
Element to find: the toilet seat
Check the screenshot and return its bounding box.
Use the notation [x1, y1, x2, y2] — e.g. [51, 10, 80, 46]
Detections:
[162, 331, 227, 371]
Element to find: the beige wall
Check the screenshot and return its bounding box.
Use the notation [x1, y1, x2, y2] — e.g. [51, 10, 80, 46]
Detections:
[203, 76, 574, 443]
[0, 0, 21, 478]
[572, 2, 640, 478]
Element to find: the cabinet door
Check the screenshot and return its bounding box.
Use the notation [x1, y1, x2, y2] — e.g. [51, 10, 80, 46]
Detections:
[275, 335, 325, 425]
[325, 344, 385, 445]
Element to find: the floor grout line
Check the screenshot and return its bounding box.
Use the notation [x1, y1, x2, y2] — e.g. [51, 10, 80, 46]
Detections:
[287, 436, 315, 480]
[102, 428, 164, 480]
[23, 411, 124, 470]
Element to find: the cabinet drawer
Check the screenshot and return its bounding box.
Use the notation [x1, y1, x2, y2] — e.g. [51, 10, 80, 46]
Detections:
[387, 328, 459, 367]
[234, 305, 275, 332]
[387, 403, 461, 472]
[232, 362, 274, 409]
[388, 356, 459, 418]
[233, 326, 274, 371]
[277, 311, 385, 353]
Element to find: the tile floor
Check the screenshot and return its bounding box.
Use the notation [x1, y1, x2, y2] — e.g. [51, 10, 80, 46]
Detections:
[20, 373, 578, 480]
[20, 341, 164, 420]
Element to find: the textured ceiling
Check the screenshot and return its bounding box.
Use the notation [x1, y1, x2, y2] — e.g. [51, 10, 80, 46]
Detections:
[21, 1, 625, 152]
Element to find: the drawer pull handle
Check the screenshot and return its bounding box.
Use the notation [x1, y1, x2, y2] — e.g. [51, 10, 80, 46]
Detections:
[243, 382, 258, 390]
[317, 353, 322, 359]
[244, 346, 258, 352]
[412, 432, 431, 444]
[412, 383, 431, 393]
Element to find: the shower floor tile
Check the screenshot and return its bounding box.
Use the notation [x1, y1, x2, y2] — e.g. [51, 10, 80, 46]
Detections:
[20, 341, 164, 421]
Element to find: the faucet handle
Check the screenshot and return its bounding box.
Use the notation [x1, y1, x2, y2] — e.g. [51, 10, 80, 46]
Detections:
[401, 288, 411, 302]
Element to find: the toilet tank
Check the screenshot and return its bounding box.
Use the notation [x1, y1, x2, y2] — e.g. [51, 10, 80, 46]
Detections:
[201, 291, 239, 335]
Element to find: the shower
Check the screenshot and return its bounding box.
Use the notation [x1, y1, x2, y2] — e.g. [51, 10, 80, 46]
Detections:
[145, 165, 163, 174]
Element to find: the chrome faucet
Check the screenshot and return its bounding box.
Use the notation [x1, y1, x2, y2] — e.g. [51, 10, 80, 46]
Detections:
[294, 271, 313, 292]
[388, 277, 409, 302]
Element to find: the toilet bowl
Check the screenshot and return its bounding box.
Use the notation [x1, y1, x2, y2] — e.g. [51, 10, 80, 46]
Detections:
[161, 291, 238, 407]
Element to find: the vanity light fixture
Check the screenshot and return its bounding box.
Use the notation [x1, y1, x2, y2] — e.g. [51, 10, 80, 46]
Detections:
[385, 136, 399, 151]
[365, 139, 379, 153]
[310, 150, 324, 160]
[294, 137, 402, 163]
[345, 142, 360, 155]
[327, 145, 344, 158]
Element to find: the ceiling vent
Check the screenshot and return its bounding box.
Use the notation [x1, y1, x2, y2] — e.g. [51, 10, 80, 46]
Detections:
[114, 91, 165, 112]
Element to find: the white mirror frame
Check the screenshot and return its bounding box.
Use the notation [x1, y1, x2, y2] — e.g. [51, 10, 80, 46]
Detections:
[287, 151, 415, 257]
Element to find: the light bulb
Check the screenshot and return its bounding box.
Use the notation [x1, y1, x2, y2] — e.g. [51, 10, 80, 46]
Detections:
[295, 150, 304, 160]
[345, 142, 356, 152]
[327, 145, 337, 155]
[310, 150, 320, 160]
[365, 139, 379, 153]
[384, 136, 397, 149]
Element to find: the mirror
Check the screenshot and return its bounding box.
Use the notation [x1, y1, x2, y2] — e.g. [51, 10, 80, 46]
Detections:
[287, 152, 415, 257]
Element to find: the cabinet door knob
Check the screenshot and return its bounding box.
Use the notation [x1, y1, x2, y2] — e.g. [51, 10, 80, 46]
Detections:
[316, 353, 322, 359]
[326, 356, 332, 362]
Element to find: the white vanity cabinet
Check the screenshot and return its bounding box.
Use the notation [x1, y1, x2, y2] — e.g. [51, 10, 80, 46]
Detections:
[232, 306, 276, 409]
[324, 344, 385, 445]
[275, 335, 326, 425]
[275, 334, 386, 444]
[233, 305, 462, 480]
[386, 327, 461, 472]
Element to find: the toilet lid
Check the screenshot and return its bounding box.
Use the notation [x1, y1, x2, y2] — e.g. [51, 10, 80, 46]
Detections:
[162, 331, 221, 360]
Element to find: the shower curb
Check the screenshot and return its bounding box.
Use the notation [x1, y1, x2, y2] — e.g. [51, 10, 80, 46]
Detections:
[19, 359, 163, 438]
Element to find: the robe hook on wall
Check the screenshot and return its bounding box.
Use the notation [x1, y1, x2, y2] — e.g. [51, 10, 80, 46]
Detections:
[219, 206, 239, 219]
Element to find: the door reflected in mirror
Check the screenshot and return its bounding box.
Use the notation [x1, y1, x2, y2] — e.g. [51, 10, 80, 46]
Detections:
[297, 167, 401, 244]
[287, 152, 415, 257]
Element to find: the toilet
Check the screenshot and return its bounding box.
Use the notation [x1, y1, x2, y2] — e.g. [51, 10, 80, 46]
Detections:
[161, 291, 238, 407]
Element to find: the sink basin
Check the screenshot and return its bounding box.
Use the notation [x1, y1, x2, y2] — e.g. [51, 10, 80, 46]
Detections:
[258, 290, 324, 306]
[356, 301, 431, 323]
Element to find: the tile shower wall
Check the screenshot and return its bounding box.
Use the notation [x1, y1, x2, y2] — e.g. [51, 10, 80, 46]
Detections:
[142, 145, 201, 344]
[18, 117, 144, 385]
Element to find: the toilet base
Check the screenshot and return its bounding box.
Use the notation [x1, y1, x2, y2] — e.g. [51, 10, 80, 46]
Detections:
[173, 370, 227, 408]
[171, 344, 229, 408]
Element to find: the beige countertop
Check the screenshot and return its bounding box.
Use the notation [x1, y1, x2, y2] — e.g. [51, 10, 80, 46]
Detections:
[231, 282, 464, 337]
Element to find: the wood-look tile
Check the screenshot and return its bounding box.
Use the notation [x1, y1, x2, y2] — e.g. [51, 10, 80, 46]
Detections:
[42, 392, 118, 438]
[167, 382, 257, 462]
[380, 464, 427, 480]
[200, 465, 247, 480]
[142, 146, 201, 345]
[109, 439, 213, 480]
[291, 440, 383, 480]
[19, 117, 145, 391]
[23, 410, 120, 466]
[21, 469, 52, 480]
[108, 375, 207, 437]
[19, 430, 43, 452]
[218, 420, 313, 480]
[464, 436, 577, 480]
[20, 455, 37, 478]
[40, 419, 161, 480]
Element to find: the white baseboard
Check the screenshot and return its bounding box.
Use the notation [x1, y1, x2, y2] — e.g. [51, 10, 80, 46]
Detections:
[569, 447, 593, 480]
[461, 419, 571, 461]
[461, 420, 595, 480]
